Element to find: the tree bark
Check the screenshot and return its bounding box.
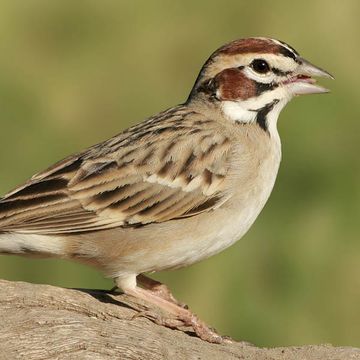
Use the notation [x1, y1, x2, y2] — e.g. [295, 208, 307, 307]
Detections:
[0, 279, 358, 360]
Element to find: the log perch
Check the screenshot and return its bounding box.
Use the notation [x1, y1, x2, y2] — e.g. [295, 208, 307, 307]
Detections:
[0, 279, 358, 360]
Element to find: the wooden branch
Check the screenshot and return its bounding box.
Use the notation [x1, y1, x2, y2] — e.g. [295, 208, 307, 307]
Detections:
[0, 279, 358, 360]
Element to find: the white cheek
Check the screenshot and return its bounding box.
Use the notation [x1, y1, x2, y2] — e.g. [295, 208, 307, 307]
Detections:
[241, 86, 291, 109]
[221, 85, 292, 126]
[221, 101, 257, 123]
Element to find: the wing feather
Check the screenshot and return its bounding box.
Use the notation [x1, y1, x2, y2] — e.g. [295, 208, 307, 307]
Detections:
[0, 106, 232, 234]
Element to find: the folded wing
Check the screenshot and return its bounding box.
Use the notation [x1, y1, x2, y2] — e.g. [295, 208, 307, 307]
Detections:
[0, 107, 232, 234]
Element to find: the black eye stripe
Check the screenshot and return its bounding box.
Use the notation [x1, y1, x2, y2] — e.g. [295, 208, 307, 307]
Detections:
[255, 82, 278, 96]
[272, 68, 292, 76]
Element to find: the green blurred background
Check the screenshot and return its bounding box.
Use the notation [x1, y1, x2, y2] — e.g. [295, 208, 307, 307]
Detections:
[0, 0, 359, 348]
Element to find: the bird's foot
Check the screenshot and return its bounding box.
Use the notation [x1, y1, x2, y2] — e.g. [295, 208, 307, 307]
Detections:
[113, 275, 233, 343]
[177, 312, 231, 344]
[120, 283, 232, 344]
[136, 307, 231, 344]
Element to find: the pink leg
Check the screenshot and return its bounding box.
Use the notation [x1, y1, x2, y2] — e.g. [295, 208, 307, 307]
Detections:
[115, 275, 229, 344]
[137, 274, 187, 308]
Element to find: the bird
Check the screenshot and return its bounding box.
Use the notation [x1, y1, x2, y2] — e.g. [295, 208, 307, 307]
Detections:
[0, 37, 332, 343]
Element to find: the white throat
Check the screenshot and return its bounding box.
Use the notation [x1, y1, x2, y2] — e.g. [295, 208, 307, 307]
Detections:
[221, 86, 292, 137]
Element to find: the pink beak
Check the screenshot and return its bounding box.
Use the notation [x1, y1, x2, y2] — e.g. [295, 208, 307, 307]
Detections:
[285, 58, 334, 96]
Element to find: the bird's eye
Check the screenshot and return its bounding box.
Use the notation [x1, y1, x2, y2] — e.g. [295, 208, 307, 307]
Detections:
[250, 59, 270, 74]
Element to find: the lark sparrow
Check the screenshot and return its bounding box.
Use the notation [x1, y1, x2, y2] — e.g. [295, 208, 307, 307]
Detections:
[0, 37, 332, 343]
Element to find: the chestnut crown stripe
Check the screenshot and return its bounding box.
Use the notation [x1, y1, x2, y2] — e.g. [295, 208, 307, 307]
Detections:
[215, 38, 298, 60]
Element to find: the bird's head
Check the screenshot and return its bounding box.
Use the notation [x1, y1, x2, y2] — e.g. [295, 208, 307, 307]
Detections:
[189, 37, 333, 132]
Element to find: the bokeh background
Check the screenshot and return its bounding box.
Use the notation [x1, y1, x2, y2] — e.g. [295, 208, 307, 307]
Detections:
[0, 0, 359, 348]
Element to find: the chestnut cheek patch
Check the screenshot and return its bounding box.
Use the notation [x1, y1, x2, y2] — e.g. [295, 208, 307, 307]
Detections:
[216, 68, 257, 101]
